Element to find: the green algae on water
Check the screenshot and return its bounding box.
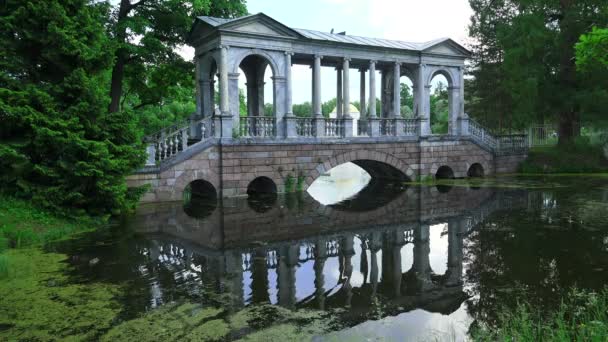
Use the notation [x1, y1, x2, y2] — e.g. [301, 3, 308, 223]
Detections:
[0, 248, 122, 341]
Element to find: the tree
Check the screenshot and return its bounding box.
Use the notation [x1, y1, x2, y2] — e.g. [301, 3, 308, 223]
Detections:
[0, 0, 145, 216]
[400, 83, 414, 116]
[576, 27, 608, 71]
[107, 0, 247, 113]
[467, 0, 608, 143]
[293, 102, 312, 117]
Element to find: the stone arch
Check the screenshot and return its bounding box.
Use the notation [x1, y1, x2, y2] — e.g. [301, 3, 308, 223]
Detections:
[247, 176, 278, 195]
[425, 66, 458, 87]
[305, 150, 415, 189]
[434, 165, 455, 179]
[467, 162, 485, 178]
[174, 169, 220, 202]
[230, 48, 282, 77]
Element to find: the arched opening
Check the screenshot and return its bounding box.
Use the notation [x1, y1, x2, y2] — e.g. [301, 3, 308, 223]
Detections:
[435, 166, 455, 180]
[247, 176, 278, 213]
[467, 163, 485, 178]
[308, 160, 409, 208]
[429, 72, 450, 135]
[237, 55, 275, 137]
[183, 179, 217, 218]
[399, 73, 415, 118]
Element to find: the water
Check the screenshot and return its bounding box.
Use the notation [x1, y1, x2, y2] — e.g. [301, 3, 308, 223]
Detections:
[55, 172, 608, 341]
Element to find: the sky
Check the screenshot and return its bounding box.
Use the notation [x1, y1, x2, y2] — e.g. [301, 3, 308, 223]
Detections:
[185, 0, 474, 106]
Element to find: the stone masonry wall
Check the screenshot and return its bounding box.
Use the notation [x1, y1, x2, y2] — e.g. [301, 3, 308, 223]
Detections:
[127, 138, 509, 203]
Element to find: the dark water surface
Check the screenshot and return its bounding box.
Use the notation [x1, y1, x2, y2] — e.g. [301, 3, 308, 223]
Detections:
[56, 176, 608, 341]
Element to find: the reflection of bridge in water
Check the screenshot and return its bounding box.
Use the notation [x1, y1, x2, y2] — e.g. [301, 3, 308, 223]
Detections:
[131, 185, 528, 320]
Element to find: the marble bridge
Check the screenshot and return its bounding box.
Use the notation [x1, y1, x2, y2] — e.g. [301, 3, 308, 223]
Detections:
[128, 13, 528, 202]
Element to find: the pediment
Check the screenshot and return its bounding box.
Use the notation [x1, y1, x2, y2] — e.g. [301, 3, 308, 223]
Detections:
[220, 14, 303, 38]
[423, 39, 471, 57]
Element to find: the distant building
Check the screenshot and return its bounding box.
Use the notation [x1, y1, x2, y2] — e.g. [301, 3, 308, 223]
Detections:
[329, 103, 360, 136]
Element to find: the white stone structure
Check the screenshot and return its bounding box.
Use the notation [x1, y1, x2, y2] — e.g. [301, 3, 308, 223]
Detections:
[186, 12, 472, 139]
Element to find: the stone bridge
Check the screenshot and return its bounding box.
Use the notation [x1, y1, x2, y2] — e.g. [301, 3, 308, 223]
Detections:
[127, 13, 528, 202]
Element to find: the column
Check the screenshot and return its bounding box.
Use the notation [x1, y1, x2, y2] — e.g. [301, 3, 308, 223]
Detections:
[273, 76, 286, 137]
[251, 250, 270, 304]
[336, 67, 343, 118]
[313, 55, 325, 137]
[369, 61, 377, 118]
[416, 63, 431, 136]
[246, 82, 256, 116]
[284, 52, 297, 138]
[228, 72, 240, 128]
[217, 45, 233, 138]
[285, 52, 294, 116]
[342, 58, 351, 118]
[360, 69, 366, 118]
[445, 219, 464, 286]
[195, 59, 203, 117]
[313, 55, 323, 117]
[392, 62, 401, 118]
[219, 46, 229, 116]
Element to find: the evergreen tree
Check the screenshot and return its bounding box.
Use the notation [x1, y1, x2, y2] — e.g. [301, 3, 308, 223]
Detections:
[0, 0, 145, 216]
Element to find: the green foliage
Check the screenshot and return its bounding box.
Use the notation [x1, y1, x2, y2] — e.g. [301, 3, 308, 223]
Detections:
[239, 88, 247, 116]
[576, 27, 608, 71]
[284, 174, 295, 193]
[264, 103, 274, 116]
[0, 195, 102, 249]
[322, 98, 337, 117]
[472, 288, 608, 341]
[520, 137, 608, 173]
[0, 248, 122, 341]
[467, 0, 608, 141]
[430, 82, 449, 134]
[0, 0, 146, 216]
[293, 102, 312, 117]
[400, 83, 414, 117]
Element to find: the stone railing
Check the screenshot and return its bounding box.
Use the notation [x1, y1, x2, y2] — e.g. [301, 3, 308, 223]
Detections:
[144, 116, 215, 166]
[358, 119, 369, 136]
[469, 118, 498, 150]
[296, 117, 315, 137]
[496, 134, 528, 155]
[324, 118, 345, 137]
[239, 116, 275, 138]
[402, 119, 418, 136]
[380, 118, 396, 136]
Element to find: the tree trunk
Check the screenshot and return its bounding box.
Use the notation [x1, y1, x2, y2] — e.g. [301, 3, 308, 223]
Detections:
[108, 0, 131, 113]
[557, 0, 580, 146]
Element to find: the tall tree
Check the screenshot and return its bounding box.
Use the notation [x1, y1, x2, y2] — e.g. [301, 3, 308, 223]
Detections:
[107, 0, 247, 113]
[0, 0, 144, 215]
[467, 0, 608, 143]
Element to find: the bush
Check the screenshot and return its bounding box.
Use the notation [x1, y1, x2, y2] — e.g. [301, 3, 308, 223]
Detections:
[520, 137, 608, 173]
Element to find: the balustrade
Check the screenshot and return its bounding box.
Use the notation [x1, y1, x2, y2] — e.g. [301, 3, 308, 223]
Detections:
[324, 118, 345, 137]
[357, 119, 369, 136]
[380, 118, 396, 136]
[295, 117, 315, 137]
[239, 116, 276, 138]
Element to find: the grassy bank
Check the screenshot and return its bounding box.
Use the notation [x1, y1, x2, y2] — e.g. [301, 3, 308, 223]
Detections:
[473, 288, 608, 340]
[0, 195, 103, 252]
[520, 140, 608, 173]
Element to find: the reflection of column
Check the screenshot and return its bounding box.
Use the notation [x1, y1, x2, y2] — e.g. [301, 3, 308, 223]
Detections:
[277, 244, 299, 309]
[225, 251, 244, 310]
[341, 234, 355, 307]
[369, 231, 382, 297]
[360, 236, 369, 284]
[413, 224, 433, 291]
[314, 240, 327, 310]
[251, 250, 270, 304]
[383, 230, 404, 298]
[445, 219, 465, 286]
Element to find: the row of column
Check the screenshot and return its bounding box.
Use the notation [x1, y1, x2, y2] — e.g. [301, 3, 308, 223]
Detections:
[219, 221, 466, 310]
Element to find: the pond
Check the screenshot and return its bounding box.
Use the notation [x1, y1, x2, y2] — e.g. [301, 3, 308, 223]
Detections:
[33, 170, 608, 340]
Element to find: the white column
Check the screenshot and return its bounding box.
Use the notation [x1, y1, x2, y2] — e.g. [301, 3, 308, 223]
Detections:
[369, 61, 377, 118]
[392, 62, 401, 118]
[313, 55, 323, 117]
[285, 52, 293, 116]
[360, 69, 366, 118]
[417, 63, 431, 136]
[336, 67, 343, 117]
[343, 58, 351, 118]
[219, 45, 229, 116]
